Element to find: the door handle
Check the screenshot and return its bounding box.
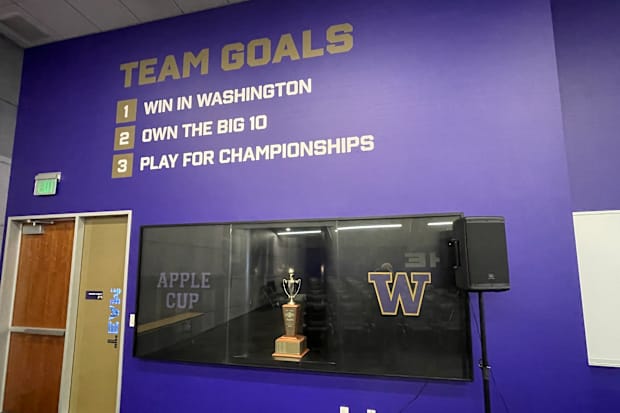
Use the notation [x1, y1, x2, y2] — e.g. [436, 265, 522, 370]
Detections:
[11, 326, 65, 336]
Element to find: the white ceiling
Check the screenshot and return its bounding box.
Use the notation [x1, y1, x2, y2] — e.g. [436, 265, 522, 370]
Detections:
[0, 0, 247, 48]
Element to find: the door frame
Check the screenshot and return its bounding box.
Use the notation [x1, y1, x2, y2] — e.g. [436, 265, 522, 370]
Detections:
[0, 210, 132, 413]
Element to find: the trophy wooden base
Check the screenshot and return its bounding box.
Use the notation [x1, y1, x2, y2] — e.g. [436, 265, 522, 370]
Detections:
[272, 335, 309, 361]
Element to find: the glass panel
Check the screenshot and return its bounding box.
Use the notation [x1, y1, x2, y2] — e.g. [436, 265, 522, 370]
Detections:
[135, 225, 230, 362]
[333, 216, 470, 378]
[226, 221, 337, 369]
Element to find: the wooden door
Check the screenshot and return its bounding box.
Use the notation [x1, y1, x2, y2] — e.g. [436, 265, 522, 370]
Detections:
[3, 221, 75, 413]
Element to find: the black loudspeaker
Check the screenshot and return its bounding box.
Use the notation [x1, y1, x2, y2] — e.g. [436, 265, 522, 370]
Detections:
[451, 217, 510, 291]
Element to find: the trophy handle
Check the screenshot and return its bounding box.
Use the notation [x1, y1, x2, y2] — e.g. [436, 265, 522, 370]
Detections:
[293, 279, 302, 297]
[282, 279, 291, 299]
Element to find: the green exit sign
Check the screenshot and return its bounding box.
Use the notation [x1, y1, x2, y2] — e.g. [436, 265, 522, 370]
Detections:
[34, 172, 61, 196]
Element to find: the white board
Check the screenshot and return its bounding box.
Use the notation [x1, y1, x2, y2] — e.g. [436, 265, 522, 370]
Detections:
[573, 210, 620, 367]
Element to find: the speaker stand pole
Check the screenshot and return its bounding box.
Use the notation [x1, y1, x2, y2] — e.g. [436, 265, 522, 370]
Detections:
[478, 292, 492, 413]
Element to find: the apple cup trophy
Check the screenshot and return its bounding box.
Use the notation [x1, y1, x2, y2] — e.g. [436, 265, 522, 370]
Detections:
[272, 269, 310, 361]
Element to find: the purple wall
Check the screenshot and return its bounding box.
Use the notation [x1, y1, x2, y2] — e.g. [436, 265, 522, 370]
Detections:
[552, 0, 620, 211]
[550, 0, 620, 409]
[7, 0, 618, 411]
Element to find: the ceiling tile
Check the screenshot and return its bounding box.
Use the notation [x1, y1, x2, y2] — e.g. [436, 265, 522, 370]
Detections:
[15, 0, 98, 39]
[67, 0, 138, 31]
[0, 3, 57, 47]
[173, 0, 227, 14]
[120, 0, 182, 22]
[2, 0, 246, 47]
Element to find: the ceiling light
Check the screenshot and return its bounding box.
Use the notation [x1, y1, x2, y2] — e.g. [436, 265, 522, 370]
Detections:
[276, 230, 322, 236]
[426, 221, 454, 226]
[335, 224, 402, 232]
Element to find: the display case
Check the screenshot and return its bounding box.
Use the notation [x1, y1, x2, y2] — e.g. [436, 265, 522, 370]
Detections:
[135, 214, 472, 380]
